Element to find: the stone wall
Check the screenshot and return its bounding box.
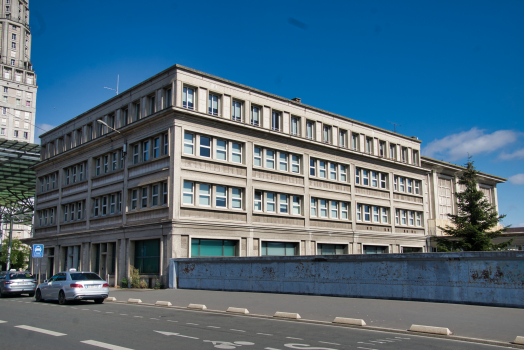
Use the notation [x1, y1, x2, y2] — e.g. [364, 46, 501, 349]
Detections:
[169, 251, 524, 308]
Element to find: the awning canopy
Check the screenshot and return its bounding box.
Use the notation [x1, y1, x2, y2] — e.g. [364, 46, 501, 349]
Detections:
[0, 139, 40, 208]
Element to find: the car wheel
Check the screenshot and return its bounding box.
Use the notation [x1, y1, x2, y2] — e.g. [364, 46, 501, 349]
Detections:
[35, 289, 43, 302]
[94, 298, 104, 304]
[58, 291, 67, 305]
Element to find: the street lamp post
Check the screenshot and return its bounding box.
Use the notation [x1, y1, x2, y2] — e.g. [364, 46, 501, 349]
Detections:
[96, 119, 127, 155]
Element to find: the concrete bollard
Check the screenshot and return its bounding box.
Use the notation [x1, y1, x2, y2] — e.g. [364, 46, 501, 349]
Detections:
[274, 312, 301, 319]
[127, 298, 142, 304]
[409, 324, 452, 335]
[155, 301, 172, 306]
[514, 336, 524, 345]
[227, 307, 249, 314]
[333, 317, 366, 326]
[187, 303, 207, 310]
[104, 297, 117, 302]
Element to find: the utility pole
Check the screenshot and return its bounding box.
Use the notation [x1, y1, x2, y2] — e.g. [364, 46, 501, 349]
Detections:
[388, 121, 401, 133]
[6, 215, 12, 271]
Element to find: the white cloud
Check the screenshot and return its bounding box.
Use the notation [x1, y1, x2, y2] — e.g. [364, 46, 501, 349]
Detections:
[499, 148, 524, 160]
[34, 123, 55, 144]
[422, 127, 520, 161]
[508, 173, 524, 185]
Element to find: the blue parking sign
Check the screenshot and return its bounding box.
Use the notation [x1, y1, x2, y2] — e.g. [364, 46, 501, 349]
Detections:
[32, 244, 44, 258]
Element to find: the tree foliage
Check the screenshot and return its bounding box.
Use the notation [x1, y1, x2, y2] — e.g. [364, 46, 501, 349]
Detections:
[0, 239, 30, 270]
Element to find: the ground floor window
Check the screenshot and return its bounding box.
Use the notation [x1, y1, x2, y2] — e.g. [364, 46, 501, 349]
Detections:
[134, 239, 160, 274]
[317, 244, 346, 255]
[261, 241, 297, 256]
[364, 245, 389, 254]
[191, 239, 237, 257]
[402, 247, 423, 253]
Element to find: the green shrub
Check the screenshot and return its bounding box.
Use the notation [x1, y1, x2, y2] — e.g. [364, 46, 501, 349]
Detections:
[120, 277, 129, 288]
[130, 267, 141, 288]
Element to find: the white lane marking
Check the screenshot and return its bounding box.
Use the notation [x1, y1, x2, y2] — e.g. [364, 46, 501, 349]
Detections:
[120, 314, 127, 316]
[286, 337, 303, 340]
[106, 312, 113, 314]
[167, 320, 178, 323]
[15, 325, 66, 337]
[358, 347, 378, 350]
[154, 330, 199, 339]
[257, 333, 272, 336]
[0, 320, 7, 323]
[230, 329, 246, 332]
[134, 316, 142, 318]
[81, 340, 135, 350]
[150, 318, 159, 320]
[207, 326, 220, 329]
[319, 341, 341, 345]
[93, 310, 101, 312]
[186, 323, 199, 325]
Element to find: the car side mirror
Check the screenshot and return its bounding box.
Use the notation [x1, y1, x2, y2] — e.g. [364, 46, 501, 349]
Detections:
[43, 280, 47, 283]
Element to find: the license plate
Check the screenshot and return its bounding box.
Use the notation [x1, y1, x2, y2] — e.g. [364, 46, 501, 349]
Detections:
[86, 285, 100, 289]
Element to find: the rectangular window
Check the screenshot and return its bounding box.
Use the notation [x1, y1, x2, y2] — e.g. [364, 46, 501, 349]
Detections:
[390, 144, 396, 159]
[381, 208, 388, 223]
[373, 206, 379, 222]
[306, 120, 314, 140]
[183, 87, 194, 109]
[94, 198, 100, 217]
[254, 191, 262, 211]
[380, 173, 387, 189]
[310, 198, 317, 217]
[292, 196, 301, 215]
[103, 155, 109, 173]
[365, 137, 373, 154]
[401, 147, 408, 163]
[200, 136, 211, 158]
[141, 187, 148, 208]
[364, 245, 389, 254]
[208, 93, 219, 116]
[152, 185, 159, 206]
[401, 210, 407, 225]
[183, 132, 194, 155]
[310, 158, 316, 176]
[166, 88, 172, 107]
[149, 95, 155, 115]
[362, 169, 369, 186]
[134, 102, 140, 121]
[399, 177, 405, 192]
[232, 188, 242, 209]
[339, 129, 347, 147]
[395, 209, 399, 225]
[183, 181, 193, 205]
[153, 137, 160, 158]
[319, 199, 327, 218]
[110, 152, 117, 171]
[191, 239, 237, 257]
[232, 143, 242, 163]
[251, 105, 260, 126]
[266, 192, 275, 212]
[318, 244, 345, 256]
[355, 167, 360, 184]
[318, 161, 326, 178]
[254, 147, 262, 167]
[216, 139, 227, 161]
[142, 141, 149, 161]
[291, 155, 300, 174]
[371, 171, 378, 187]
[379, 141, 386, 157]
[65, 168, 70, 185]
[133, 145, 139, 164]
[279, 194, 288, 214]
[163, 133, 169, 155]
[407, 179, 413, 194]
[162, 182, 168, 205]
[101, 196, 108, 215]
[77, 202, 83, 220]
[414, 180, 420, 195]
[330, 201, 338, 219]
[52, 173, 56, 188]
[416, 212, 422, 226]
[266, 150, 275, 169]
[364, 205, 370, 222]
[72, 167, 77, 183]
[291, 117, 300, 136]
[110, 194, 116, 214]
[199, 184, 211, 206]
[409, 211, 415, 226]
[232, 100, 242, 121]
[216, 185, 227, 208]
[357, 203, 362, 221]
[351, 133, 359, 150]
[64, 206, 68, 222]
[329, 163, 337, 180]
[413, 150, 419, 165]
[261, 241, 297, 256]
[341, 202, 348, 219]
[134, 239, 160, 274]
[271, 111, 281, 131]
[279, 152, 288, 171]
[322, 125, 331, 143]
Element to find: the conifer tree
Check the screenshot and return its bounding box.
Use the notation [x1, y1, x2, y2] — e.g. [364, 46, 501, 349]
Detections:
[436, 157, 512, 251]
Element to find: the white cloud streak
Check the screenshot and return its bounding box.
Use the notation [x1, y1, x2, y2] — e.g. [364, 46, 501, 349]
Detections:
[422, 127, 520, 161]
[508, 173, 524, 185]
[34, 123, 55, 144]
[499, 148, 524, 160]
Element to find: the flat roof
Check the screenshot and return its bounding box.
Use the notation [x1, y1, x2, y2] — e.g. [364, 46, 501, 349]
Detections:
[421, 156, 507, 182]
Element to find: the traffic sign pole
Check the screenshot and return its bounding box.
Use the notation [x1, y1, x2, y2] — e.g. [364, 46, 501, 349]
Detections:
[32, 244, 44, 283]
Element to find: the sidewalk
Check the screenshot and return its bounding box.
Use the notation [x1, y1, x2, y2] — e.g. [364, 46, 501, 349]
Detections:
[108, 288, 524, 343]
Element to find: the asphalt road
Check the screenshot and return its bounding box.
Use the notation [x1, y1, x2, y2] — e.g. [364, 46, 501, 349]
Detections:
[0, 295, 520, 350]
[109, 288, 524, 343]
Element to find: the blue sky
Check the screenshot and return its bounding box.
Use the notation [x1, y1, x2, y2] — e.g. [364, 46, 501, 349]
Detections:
[30, 0, 524, 226]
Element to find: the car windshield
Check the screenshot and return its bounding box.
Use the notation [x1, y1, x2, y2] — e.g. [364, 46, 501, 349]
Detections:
[70, 273, 103, 281]
[9, 273, 35, 280]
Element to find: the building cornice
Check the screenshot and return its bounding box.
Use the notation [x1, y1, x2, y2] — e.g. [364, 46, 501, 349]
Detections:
[421, 156, 506, 183]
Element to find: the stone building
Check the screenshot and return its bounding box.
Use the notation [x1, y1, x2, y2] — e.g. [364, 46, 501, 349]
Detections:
[29, 65, 505, 286]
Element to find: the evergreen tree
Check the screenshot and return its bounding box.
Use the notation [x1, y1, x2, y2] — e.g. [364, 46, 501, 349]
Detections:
[436, 158, 512, 251]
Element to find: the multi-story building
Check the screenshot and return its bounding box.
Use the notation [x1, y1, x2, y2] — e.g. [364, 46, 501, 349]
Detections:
[0, 0, 37, 143]
[29, 65, 504, 286]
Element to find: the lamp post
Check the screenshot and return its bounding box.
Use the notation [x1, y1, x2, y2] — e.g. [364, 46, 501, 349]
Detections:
[96, 119, 127, 155]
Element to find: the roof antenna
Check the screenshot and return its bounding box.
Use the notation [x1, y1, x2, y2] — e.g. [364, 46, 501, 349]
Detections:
[388, 121, 401, 133]
[104, 75, 119, 95]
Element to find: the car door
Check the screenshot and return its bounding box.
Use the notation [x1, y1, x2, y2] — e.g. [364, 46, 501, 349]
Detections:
[40, 275, 57, 298]
[49, 273, 67, 299]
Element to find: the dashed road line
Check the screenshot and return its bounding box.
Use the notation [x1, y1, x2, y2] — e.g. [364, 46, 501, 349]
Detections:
[134, 316, 142, 318]
[207, 326, 220, 329]
[167, 320, 178, 323]
[319, 341, 341, 345]
[150, 318, 159, 320]
[286, 337, 303, 340]
[358, 347, 378, 350]
[0, 320, 7, 323]
[231, 329, 246, 332]
[15, 325, 66, 337]
[120, 314, 127, 316]
[81, 340, 135, 350]
[257, 333, 272, 336]
[186, 323, 199, 325]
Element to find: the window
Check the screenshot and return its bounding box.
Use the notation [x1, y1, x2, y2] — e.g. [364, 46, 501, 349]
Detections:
[208, 94, 220, 116]
[341, 202, 348, 219]
[102, 196, 108, 215]
[364, 205, 370, 222]
[199, 136, 211, 157]
[409, 211, 415, 226]
[133, 145, 139, 164]
[152, 185, 159, 207]
[103, 155, 109, 173]
[399, 177, 405, 192]
[123, 109, 128, 126]
[413, 150, 419, 165]
[309, 158, 316, 176]
[149, 95, 156, 115]
[163, 134, 169, 155]
[364, 245, 389, 254]
[199, 184, 211, 206]
[355, 167, 360, 184]
[142, 141, 149, 161]
[401, 209, 407, 225]
[183, 181, 194, 204]
[134, 239, 160, 274]
[351, 133, 359, 150]
[318, 160, 326, 178]
[232, 100, 242, 121]
[232, 143, 242, 163]
[292, 196, 301, 215]
[331, 201, 338, 219]
[64, 206, 68, 222]
[254, 191, 262, 211]
[279, 152, 288, 171]
[414, 181, 420, 195]
[184, 132, 194, 155]
[254, 147, 262, 167]
[65, 168, 70, 185]
[407, 179, 413, 194]
[362, 169, 369, 186]
[162, 182, 168, 205]
[381, 208, 388, 223]
[111, 152, 118, 170]
[401, 147, 408, 163]
[379, 141, 386, 157]
[131, 190, 138, 210]
[2, 107, 6, 115]
[365, 137, 373, 154]
[329, 163, 337, 180]
[380, 173, 387, 189]
[322, 125, 331, 143]
[191, 239, 237, 257]
[339, 129, 347, 147]
[319, 199, 327, 218]
[216, 186, 227, 208]
[306, 120, 314, 140]
[94, 198, 100, 217]
[183, 87, 194, 109]
[291, 117, 300, 136]
[78, 164, 84, 181]
[153, 137, 160, 158]
[340, 165, 347, 182]
[395, 209, 399, 225]
[77, 202, 83, 220]
[291, 155, 300, 173]
[11, 34, 15, 40]
[13, 130, 18, 137]
[266, 192, 275, 212]
[72, 167, 77, 183]
[371, 171, 378, 187]
[310, 198, 317, 217]
[271, 111, 281, 131]
[318, 244, 345, 255]
[373, 206, 379, 222]
[216, 139, 227, 161]
[261, 241, 297, 256]
[416, 212, 422, 226]
[110, 195, 116, 214]
[134, 102, 140, 121]
[279, 194, 288, 214]
[141, 188, 148, 208]
[266, 150, 275, 169]
[232, 188, 242, 209]
[251, 105, 260, 126]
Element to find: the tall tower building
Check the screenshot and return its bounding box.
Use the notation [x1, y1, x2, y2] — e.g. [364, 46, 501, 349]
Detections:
[0, 0, 36, 143]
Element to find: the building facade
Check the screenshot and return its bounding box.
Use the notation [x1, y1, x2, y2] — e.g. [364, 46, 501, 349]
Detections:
[30, 65, 504, 286]
[0, 0, 37, 143]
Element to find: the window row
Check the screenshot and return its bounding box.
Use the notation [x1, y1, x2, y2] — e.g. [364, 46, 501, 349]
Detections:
[65, 161, 87, 185]
[310, 158, 348, 182]
[393, 176, 421, 195]
[254, 191, 301, 215]
[356, 204, 390, 224]
[62, 201, 86, 223]
[131, 133, 169, 165]
[184, 132, 242, 164]
[183, 181, 243, 210]
[130, 182, 168, 210]
[254, 147, 301, 174]
[95, 151, 123, 176]
[355, 167, 388, 189]
[38, 208, 55, 227]
[39, 172, 58, 193]
[94, 192, 122, 217]
[310, 198, 349, 220]
[395, 209, 423, 227]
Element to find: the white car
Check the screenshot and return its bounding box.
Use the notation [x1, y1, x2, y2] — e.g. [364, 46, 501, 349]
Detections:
[35, 269, 109, 305]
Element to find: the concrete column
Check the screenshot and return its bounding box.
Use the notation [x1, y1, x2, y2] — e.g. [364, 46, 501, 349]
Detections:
[175, 81, 182, 107]
[332, 126, 338, 146]
[86, 155, 93, 229]
[283, 112, 290, 134]
[246, 141, 253, 225]
[172, 125, 181, 220]
[304, 153, 311, 229]
[198, 87, 207, 113]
